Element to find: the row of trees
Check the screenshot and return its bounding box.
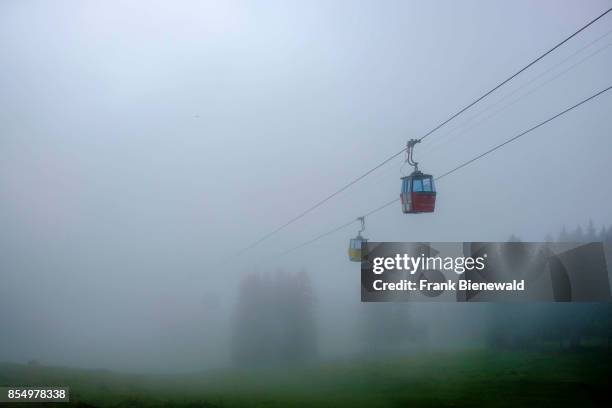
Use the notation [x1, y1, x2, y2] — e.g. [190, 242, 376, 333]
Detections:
[546, 220, 612, 243]
[361, 222, 612, 353]
[230, 222, 611, 364]
[500, 221, 612, 350]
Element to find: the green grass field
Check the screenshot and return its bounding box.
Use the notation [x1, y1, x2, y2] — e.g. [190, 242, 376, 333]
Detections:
[1, 349, 610, 407]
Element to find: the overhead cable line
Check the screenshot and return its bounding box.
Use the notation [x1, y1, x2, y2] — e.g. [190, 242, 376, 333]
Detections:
[418, 27, 612, 159]
[273, 85, 612, 258]
[232, 7, 612, 258]
[417, 7, 612, 143]
[434, 85, 612, 180]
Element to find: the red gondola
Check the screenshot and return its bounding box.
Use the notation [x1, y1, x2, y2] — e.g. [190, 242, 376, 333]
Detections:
[401, 171, 436, 213]
[400, 139, 436, 214]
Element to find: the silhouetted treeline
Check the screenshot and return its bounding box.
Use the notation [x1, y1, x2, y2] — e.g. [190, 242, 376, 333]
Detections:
[546, 220, 612, 243]
[232, 270, 317, 366]
[494, 221, 612, 351]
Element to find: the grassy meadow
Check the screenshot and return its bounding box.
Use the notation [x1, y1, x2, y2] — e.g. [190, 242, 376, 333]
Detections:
[0, 349, 610, 407]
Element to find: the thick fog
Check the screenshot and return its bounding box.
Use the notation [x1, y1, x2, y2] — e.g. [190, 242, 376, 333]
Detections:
[1, 0, 611, 373]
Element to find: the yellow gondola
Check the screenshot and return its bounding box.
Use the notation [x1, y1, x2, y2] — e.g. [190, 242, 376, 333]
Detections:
[348, 217, 367, 262]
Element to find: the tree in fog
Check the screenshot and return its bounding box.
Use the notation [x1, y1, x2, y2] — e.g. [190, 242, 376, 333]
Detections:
[275, 270, 317, 362]
[231, 273, 270, 366]
[598, 226, 607, 242]
[486, 236, 538, 349]
[572, 225, 584, 242]
[603, 225, 612, 242]
[586, 220, 597, 242]
[231, 270, 316, 366]
[558, 225, 570, 242]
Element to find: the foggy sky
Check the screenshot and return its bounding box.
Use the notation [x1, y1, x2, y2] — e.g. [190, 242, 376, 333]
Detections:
[1, 0, 611, 372]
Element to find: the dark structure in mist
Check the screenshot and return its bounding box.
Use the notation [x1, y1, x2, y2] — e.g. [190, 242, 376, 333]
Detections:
[232, 270, 317, 366]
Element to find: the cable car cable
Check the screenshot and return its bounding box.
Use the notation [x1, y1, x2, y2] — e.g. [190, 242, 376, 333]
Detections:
[275, 200, 398, 258]
[416, 6, 612, 143]
[229, 7, 612, 259]
[434, 84, 612, 180]
[230, 150, 405, 258]
[418, 30, 612, 160]
[273, 84, 612, 258]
